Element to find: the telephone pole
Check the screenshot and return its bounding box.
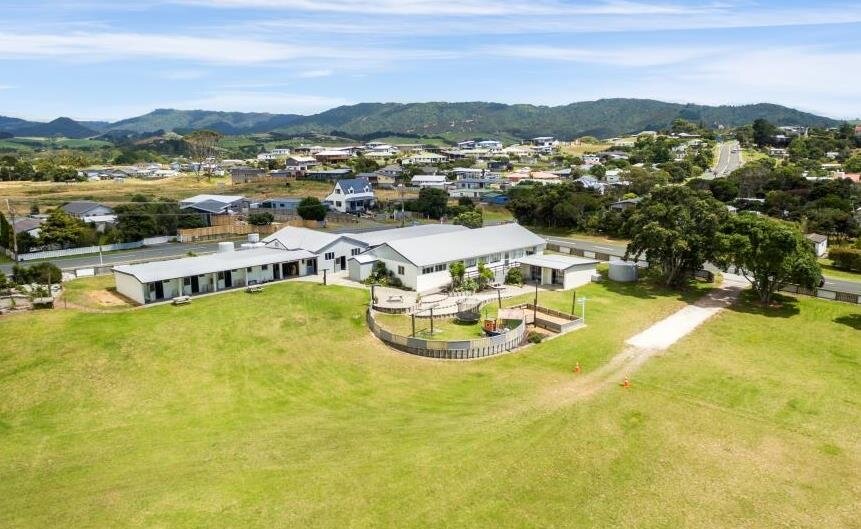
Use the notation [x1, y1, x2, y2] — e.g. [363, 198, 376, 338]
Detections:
[5, 199, 18, 261]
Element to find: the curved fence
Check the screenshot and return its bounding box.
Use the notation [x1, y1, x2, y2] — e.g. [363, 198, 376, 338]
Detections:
[367, 309, 526, 360]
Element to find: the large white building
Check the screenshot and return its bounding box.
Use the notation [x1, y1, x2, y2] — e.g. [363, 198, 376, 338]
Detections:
[361, 223, 547, 292]
[113, 246, 316, 304]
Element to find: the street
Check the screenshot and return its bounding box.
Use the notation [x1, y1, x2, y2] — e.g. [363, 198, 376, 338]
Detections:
[702, 140, 743, 180]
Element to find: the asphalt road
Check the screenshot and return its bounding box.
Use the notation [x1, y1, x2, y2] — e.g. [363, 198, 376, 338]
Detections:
[702, 140, 743, 180]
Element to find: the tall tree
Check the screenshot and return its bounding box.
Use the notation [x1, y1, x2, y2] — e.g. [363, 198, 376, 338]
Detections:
[717, 215, 821, 305]
[624, 186, 728, 287]
[184, 130, 222, 180]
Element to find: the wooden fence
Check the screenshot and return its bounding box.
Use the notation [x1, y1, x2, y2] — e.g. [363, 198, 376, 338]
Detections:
[367, 308, 527, 360]
[177, 223, 278, 243]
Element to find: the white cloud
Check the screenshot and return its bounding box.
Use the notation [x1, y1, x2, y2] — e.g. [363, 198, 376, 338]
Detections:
[176, 0, 708, 16]
[484, 44, 726, 67]
[0, 31, 454, 64]
[297, 69, 333, 78]
[160, 70, 209, 80]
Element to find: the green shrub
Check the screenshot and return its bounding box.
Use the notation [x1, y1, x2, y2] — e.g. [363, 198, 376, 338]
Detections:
[505, 267, 524, 286]
[527, 331, 543, 344]
[829, 247, 861, 272]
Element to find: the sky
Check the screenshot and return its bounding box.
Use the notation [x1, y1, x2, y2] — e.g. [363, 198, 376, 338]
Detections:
[1, 0, 860, 122]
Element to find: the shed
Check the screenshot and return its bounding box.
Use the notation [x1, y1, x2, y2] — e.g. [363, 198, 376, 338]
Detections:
[805, 233, 828, 257]
[348, 253, 378, 282]
[518, 254, 599, 290]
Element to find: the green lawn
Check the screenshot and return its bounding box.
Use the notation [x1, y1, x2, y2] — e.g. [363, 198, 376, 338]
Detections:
[479, 205, 514, 223]
[0, 279, 857, 528]
[819, 258, 861, 282]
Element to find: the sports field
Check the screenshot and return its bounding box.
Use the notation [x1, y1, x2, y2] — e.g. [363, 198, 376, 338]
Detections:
[0, 279, 857, 528]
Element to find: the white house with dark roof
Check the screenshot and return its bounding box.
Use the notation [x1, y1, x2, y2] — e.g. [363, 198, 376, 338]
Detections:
[60, 201, 114, 220]
[365, 223, 547, 292]
[324, 177, 375, 214]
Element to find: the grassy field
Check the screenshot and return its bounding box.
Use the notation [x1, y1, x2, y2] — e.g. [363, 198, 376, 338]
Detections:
[479, 204, 514, 223]
[560, 141, 612, 156]
[0, 175, 334, 211]
[0, 278, 857, 528]
[819, 257, 861, 282]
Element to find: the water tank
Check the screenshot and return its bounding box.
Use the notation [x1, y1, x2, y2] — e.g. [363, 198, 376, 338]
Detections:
[217, 241, 235, 253]
[247, 233, 260, 243]
[608, 261, 638, 282]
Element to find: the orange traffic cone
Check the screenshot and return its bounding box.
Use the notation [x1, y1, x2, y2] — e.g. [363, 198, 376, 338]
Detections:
[621, 376, 632, 389]
[573, 362, 581, 374]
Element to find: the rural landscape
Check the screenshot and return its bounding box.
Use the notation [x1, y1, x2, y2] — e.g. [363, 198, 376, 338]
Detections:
[1, 1, 860, 528]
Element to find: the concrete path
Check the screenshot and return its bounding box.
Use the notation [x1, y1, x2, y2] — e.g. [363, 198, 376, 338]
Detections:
[544, 280, 745, 403]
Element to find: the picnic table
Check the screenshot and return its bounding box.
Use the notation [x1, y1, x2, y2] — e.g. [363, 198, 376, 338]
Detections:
[386, 294, 404, 303]
[172, 295, 191, 305]
[246, 285, 264, 293]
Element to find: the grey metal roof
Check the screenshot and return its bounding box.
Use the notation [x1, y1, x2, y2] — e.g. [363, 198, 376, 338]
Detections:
[263, 226, 366, 253]
[517, 254, 599, 271]
[13, 217, 44, 233]
[349, 224, 467, 247]
[60, 201, 107, 216]
[376, 223, 546, 267]
[182, 199, 229, 214]
[335, 177, 372, 194]
[349, 253, 378, 264]
[113, 247, 314, 283]
[180, 194, 245, 205]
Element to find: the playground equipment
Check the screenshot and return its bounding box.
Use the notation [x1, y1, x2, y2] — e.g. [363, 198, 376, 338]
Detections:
[455, 298, 482, 324]
[483, 308, 525, 337]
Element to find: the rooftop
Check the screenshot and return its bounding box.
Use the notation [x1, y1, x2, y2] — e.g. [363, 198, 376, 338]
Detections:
[180, 194, 244, 205]
[518, 254, 599, 271]
[114, 247, 314, 283]
[263, 226, 364, 253]
[349, 224, 467, 247]
[378, 223, 545, 267]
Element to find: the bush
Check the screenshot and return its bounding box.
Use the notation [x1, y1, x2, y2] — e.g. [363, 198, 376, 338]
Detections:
[297, 197, 327, 221]
[248, 212, 274, 226]
[527, 331, 544, 344]
[505, 267, 524, 286]
[12, 262, 62, 285]
[829, 247, 861, 272]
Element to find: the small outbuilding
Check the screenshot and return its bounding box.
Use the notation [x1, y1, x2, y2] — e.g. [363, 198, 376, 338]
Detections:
[518, 254, 599, 290]
[348, 253, 378, 283]
[805, 233, 828, 257]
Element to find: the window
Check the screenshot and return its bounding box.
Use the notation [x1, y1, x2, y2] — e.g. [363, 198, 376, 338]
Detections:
[422, 267, 433, 274]
[183, 278, 191, 286]
[262, 265, 268, 270]
[466, 258, 477, 267]
[325, 252, 335, 260]
[246, 267, 252, 272]
[351, 248, 361, 256]
[435, 264, 446, 272]
[336, 201, 342, 207]
[397, 265, 405, 275]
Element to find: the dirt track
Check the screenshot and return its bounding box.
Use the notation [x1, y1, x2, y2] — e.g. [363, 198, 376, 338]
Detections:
[543, 280, 745, 404]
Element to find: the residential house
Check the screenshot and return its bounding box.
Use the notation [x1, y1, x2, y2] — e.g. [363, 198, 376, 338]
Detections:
[476, 140, 503, 151]
[449, 178, 498, 199]
[609, 197, 642, 211]
[12, 217, 44, 238]
[255, 197, 302, 213]
[411, 174, 448, 189]
[304, 168, 352, 181]
[180, 194, 247, 225]
[230, 167, 265, 184]
[285, 155, 318, 173]
[364, 223, 546, 292]
[314, 149, 353, 163]
[60, 201, 114, 220]
[402, 152, 448, 166]
[324, 177, 376, 214]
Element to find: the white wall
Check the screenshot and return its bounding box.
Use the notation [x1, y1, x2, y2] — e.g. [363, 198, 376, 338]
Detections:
[563, 267, 596, 290]
[317, 239, 367, 273]
[114, 272, 146, 305]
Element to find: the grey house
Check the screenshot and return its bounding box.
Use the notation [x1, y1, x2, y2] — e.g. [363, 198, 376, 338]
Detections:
[60, 201, 114, 219]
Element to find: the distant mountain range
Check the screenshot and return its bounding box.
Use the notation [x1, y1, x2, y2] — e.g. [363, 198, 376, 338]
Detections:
[0, 99, 841, 141]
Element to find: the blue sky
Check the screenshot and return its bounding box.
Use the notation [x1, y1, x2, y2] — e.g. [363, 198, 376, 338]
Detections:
[1, 0, 860, 121]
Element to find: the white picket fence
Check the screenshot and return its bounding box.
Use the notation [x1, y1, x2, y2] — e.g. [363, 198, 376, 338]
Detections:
[14, 235, 175, 262]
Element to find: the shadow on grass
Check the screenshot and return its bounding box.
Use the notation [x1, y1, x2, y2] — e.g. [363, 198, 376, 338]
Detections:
[834, 313, 861, 330]
[728, 290, 800, 318]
